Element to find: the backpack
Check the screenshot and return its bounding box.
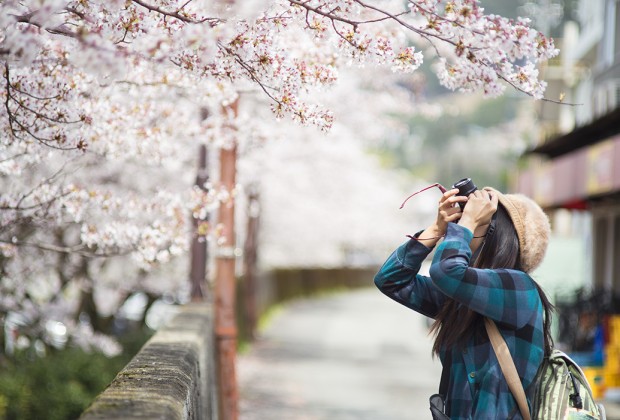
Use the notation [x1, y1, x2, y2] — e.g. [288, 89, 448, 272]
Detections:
[531, 350, 606, 420]
[485, 318, 606, 420]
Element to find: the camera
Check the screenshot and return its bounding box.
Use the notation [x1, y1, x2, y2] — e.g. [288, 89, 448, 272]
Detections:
[452, 178, 477, 210]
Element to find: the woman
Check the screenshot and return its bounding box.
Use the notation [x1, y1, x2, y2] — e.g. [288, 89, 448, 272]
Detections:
[374, 187, 554, 420]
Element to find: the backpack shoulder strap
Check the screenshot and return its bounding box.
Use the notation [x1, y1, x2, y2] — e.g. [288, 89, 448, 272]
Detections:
[439, 346, 452, 397]
[484, 317, 531, 420]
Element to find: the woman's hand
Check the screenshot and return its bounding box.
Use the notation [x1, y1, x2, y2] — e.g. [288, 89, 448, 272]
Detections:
[459, 190, 498, 234]
[417, 189, 467, 247]
[435, 188, 468, 233]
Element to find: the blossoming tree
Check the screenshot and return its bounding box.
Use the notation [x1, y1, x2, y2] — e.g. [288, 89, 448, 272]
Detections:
[1, 0, 560, 354]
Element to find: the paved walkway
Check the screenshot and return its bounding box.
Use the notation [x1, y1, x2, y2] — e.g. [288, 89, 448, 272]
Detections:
[237, 288, 442, 420]
[237, 288, 620, 420]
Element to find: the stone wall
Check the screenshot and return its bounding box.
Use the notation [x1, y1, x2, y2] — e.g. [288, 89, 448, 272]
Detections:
[80, 303, 216, 420]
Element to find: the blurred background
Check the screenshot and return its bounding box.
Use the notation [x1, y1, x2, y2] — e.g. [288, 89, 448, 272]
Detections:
[5, 0, 620, 419]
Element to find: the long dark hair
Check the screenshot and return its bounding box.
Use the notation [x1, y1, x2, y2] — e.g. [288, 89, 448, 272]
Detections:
[429, 203, 555, 357]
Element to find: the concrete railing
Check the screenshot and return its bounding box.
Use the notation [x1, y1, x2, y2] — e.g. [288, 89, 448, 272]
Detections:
[80, 303, 217, 420]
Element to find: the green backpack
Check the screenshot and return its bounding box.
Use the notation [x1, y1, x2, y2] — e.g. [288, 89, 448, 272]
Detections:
[531, 350, 605, 420]
[485, 319, 605, 420]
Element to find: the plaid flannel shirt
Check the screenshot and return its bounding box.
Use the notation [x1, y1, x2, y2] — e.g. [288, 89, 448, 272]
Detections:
[374, 223, 544, 420]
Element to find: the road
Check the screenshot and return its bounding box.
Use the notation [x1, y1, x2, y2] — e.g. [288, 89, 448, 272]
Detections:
[237, 288, 442, 420]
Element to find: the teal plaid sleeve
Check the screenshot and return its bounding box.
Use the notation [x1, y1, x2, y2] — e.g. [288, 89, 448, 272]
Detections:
[373, 235, 447, 319]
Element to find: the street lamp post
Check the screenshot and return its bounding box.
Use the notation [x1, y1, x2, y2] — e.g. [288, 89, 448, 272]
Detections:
[214, 99, 239, 420]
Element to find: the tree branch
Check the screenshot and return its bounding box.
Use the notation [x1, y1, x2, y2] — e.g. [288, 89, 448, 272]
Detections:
[495, 71, 582, 105]
[0, 239, 130, 258]
[13, 12, 79, 39]
[407, 0, 484, 36]
[130, 0, 221, 24]
[288, 0, 360, 27]
[217, 42, 282, 105]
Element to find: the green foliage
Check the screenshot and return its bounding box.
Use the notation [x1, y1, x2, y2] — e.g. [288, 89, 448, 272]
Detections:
[383, 93, 520, 192]
[0, 330, 152, 420]
[414, 95, 515, 150]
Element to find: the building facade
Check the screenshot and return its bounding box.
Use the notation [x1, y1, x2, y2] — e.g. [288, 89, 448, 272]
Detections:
[517, 0, 620, 295]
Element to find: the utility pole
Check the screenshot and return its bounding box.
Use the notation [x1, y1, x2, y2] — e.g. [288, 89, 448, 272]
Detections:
[243, 188, 260, 339]
[214, 99, 239, 420]
[190, 144, 209, 301]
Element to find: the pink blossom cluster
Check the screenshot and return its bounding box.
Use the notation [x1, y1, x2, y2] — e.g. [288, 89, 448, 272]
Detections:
[412, 1, 559, 98]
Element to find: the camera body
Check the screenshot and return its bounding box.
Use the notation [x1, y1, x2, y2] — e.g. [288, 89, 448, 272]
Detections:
[452, 178, 477, 210]
[451, 178, 496, 242]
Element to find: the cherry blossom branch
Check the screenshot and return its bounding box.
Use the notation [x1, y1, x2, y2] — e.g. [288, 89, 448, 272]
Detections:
[175, 0, 195, 14]
[13, 12, 79, 39]
[0, 239, 130, 258]
[290, 1, 574, 104]
[130, 0, 221, 24]
[3, 63, 18, 140]
[257, 11, 294, 24]
[2, 194, 71, 212]
[290, 0, 457, 46]
[3, 62, 85, 151]
[0, 152, 29, 164]
[289, 0, 360, 27]
[115, 80, 191, 89]
[5, 104, 83, 150]
[352, 0, 462, 47]
[6, 90, 82, 125]
[217, 42, 282, 103]
[114, 28, 131, 45]
[64, 7, 87, 20]
[325, 18, 360, 49]
[408, 0, 484, 36]
[8, 84, 62, 101]
[495, 70, 582, 105]
[14, 160, 75, 210]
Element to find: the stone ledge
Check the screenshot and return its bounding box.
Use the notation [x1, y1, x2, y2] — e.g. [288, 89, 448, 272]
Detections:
[80, 303, 216, 420]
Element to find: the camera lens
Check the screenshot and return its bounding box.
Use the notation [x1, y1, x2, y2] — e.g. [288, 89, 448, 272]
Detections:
[452, 178, 477, 210]
[453, 178, 477, 197]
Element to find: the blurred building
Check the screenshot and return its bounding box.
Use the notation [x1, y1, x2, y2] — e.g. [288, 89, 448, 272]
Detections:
[516, 0, 620, 295]
[515, 4, 620, 397]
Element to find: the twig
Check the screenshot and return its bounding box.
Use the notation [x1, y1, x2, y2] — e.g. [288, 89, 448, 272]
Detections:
[2, 193, 71, 212]
[6, 90, 81, 125]
[495, 71, 582, 105]
[289, 0, 360, 26]
[9, 84, 62, 101]
[14, 160, 74, 209]
[353, 0, 461, 47]
[130, 0, 221, 24]
[217, 43, 282, 103]
[407, 0, 485, 36]
[65, 7, 87, 20]
[175, 0, 194, 14]
[13, 12, 79, 38]
[4, 63, 85, 150]
[0, 152, 28, 164]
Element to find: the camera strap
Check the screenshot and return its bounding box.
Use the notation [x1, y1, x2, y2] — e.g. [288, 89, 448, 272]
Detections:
[400, 183, 497, 242]
[400, 183, 447, 209]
